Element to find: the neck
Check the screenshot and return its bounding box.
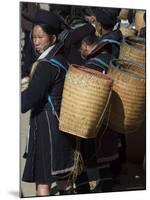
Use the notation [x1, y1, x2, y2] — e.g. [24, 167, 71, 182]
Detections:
[101, 28, 112, 36]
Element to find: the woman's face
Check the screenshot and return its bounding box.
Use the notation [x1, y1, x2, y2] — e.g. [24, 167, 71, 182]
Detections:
[32, 25, 54, 53]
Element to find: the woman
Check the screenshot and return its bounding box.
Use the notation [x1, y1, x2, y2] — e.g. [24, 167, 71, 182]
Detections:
[21, 9, 76, 196]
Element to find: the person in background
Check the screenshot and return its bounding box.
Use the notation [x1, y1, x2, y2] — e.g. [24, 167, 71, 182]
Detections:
[50, 4, 72, 26]
[21, 9, 76, 196]
[81, 6, 96, 24]
[92, 7, 126, 192]
[127, 9, 136, 25]
[64, 8, 123, 193]
[59, 16, 86, 65]
[61, 19, 96, 194]
[70, 6, 95, 23]
[80, 6, 101, 37]
[94, 7, 122, 58]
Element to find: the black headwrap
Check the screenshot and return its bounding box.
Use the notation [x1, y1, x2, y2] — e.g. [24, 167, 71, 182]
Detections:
[29, 9, 62, 34]
[64, 19, 96, 48]
[50, 4, 71, 17]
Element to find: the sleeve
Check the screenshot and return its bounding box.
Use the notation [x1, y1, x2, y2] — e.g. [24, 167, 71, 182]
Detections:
[21, 61, 58, 113]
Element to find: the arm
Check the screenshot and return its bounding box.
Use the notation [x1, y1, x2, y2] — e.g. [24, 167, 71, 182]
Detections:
[21, 61, 58, 113]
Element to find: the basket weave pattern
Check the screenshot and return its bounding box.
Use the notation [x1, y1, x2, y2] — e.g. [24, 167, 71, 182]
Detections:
[59, 65, 113, 138]
[135, 10, 145, 32]
[106, 60, 146, 134]
[119, 41, 145, 65]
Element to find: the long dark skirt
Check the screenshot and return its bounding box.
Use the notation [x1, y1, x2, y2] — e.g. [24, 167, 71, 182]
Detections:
[22, 107, 76, 184]
[81, 125, 120, 168]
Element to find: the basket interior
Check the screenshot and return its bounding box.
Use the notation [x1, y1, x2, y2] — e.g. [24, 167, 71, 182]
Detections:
[111, 60, 145, 79]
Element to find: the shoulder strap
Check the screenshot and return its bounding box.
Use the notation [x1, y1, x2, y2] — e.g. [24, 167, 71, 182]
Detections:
[45, 57, 67, 119]
[39, 57, 67, 73]
[49, 58, 67, 73]
[89, 38, 120, 57]
[100, 39, 121, 46]
[86, 57, 109, 72]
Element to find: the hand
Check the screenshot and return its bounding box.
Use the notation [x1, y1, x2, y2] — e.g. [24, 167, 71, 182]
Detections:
[21, 76, 30, 92]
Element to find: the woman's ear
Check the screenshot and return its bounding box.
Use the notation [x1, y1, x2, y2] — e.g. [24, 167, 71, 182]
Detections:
[51, 35, 57, 44]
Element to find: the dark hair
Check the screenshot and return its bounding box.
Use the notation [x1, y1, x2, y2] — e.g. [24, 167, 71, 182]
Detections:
[32, 9, 63, 33]
[70, 6, 95, 20]
[33, 23, 59, 38]
[94, 7, 120, 30]
[82, 33, 99, 45]
[50, 4, 71, 28]
[74, 32, 98, 49]
[64, 19, 96, 49]
[70, 6, 83, 19]
[81, 7, 95, 17]
[50, 4, 71, 19]
[100, 22, 115, 30]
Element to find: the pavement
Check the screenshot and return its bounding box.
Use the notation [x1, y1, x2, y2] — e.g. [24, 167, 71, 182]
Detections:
[20, 112, 146, 198]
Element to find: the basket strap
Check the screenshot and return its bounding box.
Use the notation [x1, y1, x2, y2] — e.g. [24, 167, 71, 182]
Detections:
[86, 57, 109, 71]
[49, 58, 67, 72]
[48, 95, 60, 121]
[100, 39, 121, 46]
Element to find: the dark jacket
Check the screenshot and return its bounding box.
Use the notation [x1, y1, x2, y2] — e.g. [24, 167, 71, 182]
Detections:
[21, 47, 76, 183]
[85, 29, 122, 73]
[81, 30, 123, 168]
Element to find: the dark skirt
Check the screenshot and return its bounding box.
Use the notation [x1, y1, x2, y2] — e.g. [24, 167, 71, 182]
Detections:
[22, 106, 76, 184]
[81, 125, 120, 168]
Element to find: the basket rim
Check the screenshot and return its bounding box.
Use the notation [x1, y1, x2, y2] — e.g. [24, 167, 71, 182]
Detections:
[125, 36, 145, 43]
[109, 59, 145, 80]
[110, 59, 145, 70]
[69, 64, 113, 81]
[122, 38, 145, 51]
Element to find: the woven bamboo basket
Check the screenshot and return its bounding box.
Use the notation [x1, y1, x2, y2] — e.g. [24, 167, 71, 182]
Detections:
[135, 10, 145, 32]
[105, 59, 146, 134]
[119, 36, 145, 65]
[125, 36, 145, 49]
[111, 59, 145, 75]
[119, 9, 129, 20]
[59, 65, 113, 138]
[120, 26, 136, 37]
